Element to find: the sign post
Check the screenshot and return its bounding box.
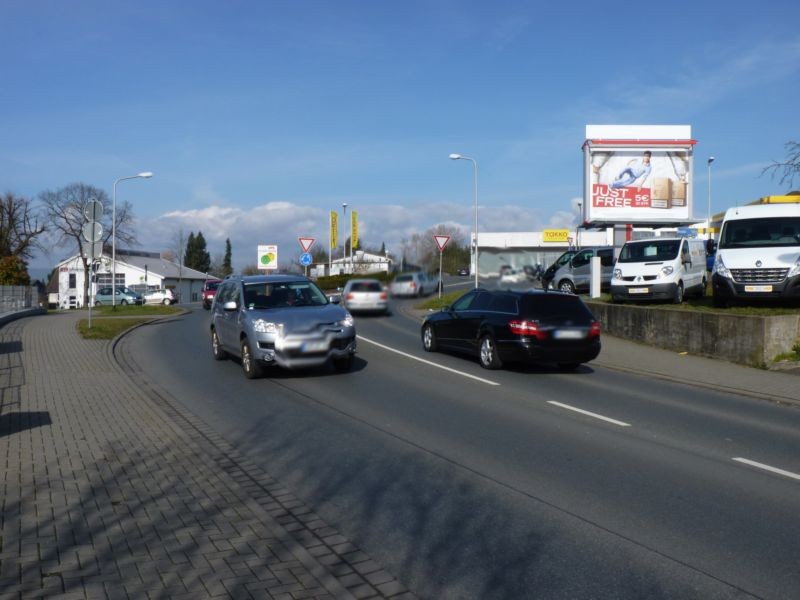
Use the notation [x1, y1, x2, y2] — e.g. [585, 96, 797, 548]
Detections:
[433, 235, 451, 298]
[298, 238, 316, 276]
[83, 198, 104, 328]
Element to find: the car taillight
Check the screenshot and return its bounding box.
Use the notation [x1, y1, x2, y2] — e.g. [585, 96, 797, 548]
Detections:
[509, 320, 545, 340]
[410, 282, 416, 289]
[346, 293, 355, 300]
[380, 292, 388, 300]
[589, 321, 601, 337]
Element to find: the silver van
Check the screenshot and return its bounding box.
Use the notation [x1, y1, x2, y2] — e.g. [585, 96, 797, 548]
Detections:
[549, 247, 615, 294]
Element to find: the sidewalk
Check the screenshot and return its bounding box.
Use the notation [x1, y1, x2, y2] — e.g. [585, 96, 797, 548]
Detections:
[0, 312, 414, 600]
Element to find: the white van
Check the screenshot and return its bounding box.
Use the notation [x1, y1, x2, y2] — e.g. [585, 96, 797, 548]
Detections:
[711, 203, 800, 307]
[550, 247, 615, 294]
[610, 237, 707, 303]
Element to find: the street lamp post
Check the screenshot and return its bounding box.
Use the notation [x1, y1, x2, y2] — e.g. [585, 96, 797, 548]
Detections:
[112, 172, 153, 307]
[449, 153, 479, 289]
[341, 202, 348, 275]
[707, 157, 715, 240]
[576, 202, 582, 250]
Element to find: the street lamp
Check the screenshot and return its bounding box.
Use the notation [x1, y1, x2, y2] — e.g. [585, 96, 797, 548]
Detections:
[707, 157, 715, 240]
[112, 172, 153, 307]
[576, 202, 582, 250]
[341, 202, 348, 275]
[449, 153, 479, 289]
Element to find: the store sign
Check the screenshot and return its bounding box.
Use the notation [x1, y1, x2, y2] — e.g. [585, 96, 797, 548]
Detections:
[543, 229, 570, 242]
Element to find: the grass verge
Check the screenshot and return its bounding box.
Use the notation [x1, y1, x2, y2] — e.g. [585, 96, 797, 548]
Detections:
[77, 317, 155, 340]
[91, 304, 181, 316]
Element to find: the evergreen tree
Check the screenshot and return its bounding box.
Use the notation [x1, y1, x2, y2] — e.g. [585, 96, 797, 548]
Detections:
[195, 231, 211, 273]
[184, 232, 197, 269]
[223, 238, 233, 276]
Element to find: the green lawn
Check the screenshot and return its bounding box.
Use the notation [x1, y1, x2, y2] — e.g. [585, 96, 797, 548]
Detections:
[76, 304, 182, 339]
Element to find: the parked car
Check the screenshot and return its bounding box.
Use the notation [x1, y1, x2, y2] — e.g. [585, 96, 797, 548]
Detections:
[457, 267, 470, 276]
[541, 250, 576, 290]
[499, 268, 526, 284]
[210, 274, 356, 378]
[389, 272, 435, 297]
[610, 237, 707, 303]
[421, 288, 600, 370]
[142, 288, 177, 305]
[549, 247, 615, 294]
[94, 286, 143, 306]
[342, 278, 389, 315]
[202, 278, 223, 309]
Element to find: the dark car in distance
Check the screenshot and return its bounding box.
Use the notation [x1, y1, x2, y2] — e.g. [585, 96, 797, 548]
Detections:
[421, 288, 601, 370]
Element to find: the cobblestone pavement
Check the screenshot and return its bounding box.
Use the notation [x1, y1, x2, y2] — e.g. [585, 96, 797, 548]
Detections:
[0, 312, 415, 600]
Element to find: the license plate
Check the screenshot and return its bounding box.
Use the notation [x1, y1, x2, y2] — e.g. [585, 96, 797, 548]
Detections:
[553, 329, 584, 340]
[301, 340, 328, 353]
[745, 285, 772, 292]
[629, 287, 649, 294]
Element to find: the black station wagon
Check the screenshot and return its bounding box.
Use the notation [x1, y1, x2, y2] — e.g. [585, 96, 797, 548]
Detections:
[421, 288, 601, 370]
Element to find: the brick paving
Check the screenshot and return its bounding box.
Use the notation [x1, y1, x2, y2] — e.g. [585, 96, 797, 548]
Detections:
[0, 312, 415, 600]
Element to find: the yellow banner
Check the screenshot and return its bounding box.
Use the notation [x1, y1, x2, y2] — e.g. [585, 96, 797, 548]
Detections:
[330, 211, 338, 248]
[543, 229, 570, 242]
[351, 210, 358, 249]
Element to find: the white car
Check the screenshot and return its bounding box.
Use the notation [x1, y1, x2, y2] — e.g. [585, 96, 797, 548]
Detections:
[142, 288, 177, 305]
[389, 272, 435, 297]
[342, 278, 389, 314]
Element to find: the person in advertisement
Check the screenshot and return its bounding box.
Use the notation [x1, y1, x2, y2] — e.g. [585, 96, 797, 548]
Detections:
[610, 150, 652, 190]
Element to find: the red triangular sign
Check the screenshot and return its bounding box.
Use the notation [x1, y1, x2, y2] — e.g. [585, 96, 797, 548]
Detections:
[434, 235, 450, 251]
[299, 237, 316, 252]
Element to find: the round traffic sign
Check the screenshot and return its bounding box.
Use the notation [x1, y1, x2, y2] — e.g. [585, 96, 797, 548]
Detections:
[299, 252, 312, 266]
[84, 198, 103, 221]
[82, 221, 103, 243]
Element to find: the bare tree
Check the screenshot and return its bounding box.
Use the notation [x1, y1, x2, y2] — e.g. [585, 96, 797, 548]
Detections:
[763, 141, 800, 189]
[0, 192, 46, 260]
[40, 183, 137, 306]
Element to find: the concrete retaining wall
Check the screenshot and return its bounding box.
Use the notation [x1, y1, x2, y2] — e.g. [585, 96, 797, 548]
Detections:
[585, 301, 800, 367]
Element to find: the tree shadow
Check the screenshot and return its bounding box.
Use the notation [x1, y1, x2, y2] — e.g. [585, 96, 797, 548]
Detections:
[0, 411, 52, 437]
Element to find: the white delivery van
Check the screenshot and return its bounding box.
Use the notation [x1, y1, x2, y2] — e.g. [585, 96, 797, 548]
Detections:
[610, 237, 707, 303]
[711, 203, 800, 307]
[550, 247, 615, 294]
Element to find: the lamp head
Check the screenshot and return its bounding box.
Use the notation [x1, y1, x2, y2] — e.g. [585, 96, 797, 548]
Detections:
[449, 153, 462, 160]
[707, 157, 715, 165]
[138, 171, 154, 178]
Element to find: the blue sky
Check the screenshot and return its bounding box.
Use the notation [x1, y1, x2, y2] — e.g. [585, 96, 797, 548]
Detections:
[3, 0, 799, 275]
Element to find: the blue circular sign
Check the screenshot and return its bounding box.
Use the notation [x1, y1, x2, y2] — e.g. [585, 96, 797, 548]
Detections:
[299, 252, 312, 266]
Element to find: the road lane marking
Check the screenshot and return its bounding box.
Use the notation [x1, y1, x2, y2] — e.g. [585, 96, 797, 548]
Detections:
[357, 335, 501, 386]
[732, 458, 800, 482]
[547, 401, 631, 427]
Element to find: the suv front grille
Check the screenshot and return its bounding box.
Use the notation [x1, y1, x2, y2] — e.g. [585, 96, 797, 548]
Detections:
[731, 268, 788, 284]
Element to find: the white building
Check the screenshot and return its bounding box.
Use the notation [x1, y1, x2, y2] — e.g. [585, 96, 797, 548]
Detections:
[315, 250, 392, 277]
[54, 249, 211, 309]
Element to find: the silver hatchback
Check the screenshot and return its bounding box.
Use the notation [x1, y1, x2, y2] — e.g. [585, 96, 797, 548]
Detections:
[210, 275, 356, 378]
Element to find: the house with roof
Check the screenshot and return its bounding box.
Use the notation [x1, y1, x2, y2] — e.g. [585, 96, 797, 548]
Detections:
[53, 249, 212, 309]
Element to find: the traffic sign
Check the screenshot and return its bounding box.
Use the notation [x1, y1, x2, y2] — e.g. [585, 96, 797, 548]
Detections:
[84, 198, 103, 221]
[82, 221, 103, 243]
[434, 235, 451, 251]
[298, 237, 316, 253]
[299, 252, 313, 266]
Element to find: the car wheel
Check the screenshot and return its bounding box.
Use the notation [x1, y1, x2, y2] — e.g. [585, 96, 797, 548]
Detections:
[698, 278, 707, 298]
[211, 329, 227, 361]
[558, 280, 575, 294]
[558, 362, 580, 371]
[479, 334, 503, 370]
[422, 324, 438, 352]
[673, 282, 684, 304]
[95, 300, 101, 306]
[163, 298, 171, 305]
[333, 355, 354, 372]
[120, 299, 128, 306]
[241, 338, 263, 379]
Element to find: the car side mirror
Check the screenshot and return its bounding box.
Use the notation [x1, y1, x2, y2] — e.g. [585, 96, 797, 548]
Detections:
[223, 301, 238, 311]
[328, 295, 341, 304]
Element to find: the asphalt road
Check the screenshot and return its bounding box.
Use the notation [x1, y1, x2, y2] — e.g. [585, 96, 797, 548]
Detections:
[121, 295, 800, 599]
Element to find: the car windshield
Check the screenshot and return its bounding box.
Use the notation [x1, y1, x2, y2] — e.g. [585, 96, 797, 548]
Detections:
[205, 281, 220, 291]
[520, 294, 594, 322]
[618, 240, 680, 262]
[243, 281, 328, 309]
[719, 217, 800, 249]
[395, 275, 413, 282]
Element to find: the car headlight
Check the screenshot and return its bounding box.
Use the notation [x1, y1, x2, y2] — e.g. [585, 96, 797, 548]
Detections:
[660, 266, 674, 277]
[712, 255, 732, 279]
[252, 319, 279, 334]
[338, 313, 354, 328]
[788, 258, 800, 278]
[613, 268, 622, 280]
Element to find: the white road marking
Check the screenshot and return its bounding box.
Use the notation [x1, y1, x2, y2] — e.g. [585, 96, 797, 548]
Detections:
[547, 401, 631, 427]
[732, 458, 800, 482]
[357, 335, 501, 386]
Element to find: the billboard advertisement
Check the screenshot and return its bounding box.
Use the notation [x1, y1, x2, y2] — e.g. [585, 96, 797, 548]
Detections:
[257, 244, 278, 270]
[584, 125, 696, 225]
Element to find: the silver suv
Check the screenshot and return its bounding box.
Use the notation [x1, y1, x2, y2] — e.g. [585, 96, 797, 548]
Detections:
[210, 275, 356, 378]
[549, 247, 615, 294]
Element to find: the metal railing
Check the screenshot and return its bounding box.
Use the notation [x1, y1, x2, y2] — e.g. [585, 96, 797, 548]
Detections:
[0, 286, 37, 312]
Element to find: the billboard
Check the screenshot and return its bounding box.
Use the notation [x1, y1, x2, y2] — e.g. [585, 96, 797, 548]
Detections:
[257, 244, 278, 270]
[584, 125, 696, 225]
